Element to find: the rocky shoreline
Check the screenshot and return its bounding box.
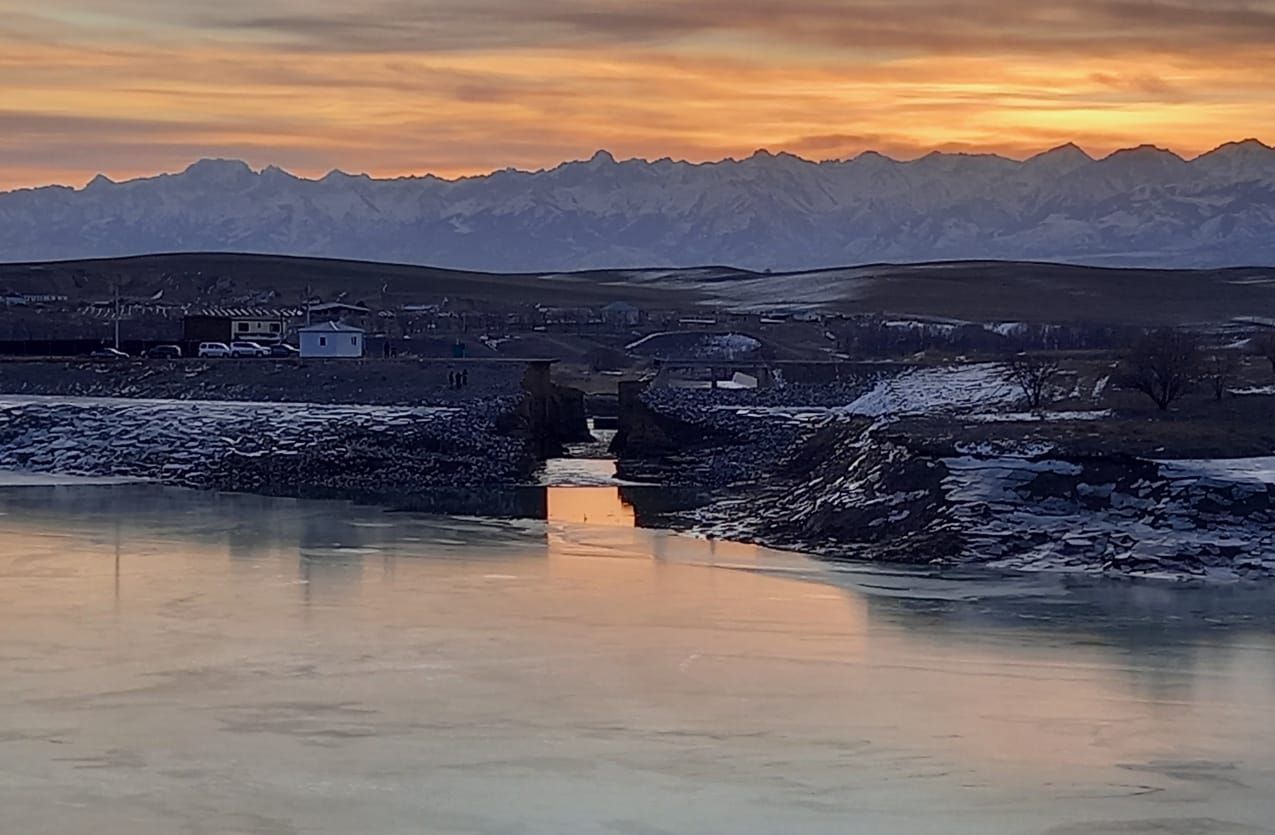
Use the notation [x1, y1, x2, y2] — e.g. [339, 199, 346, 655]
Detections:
[0, 395, 536, 497]
[1, 356, 1272, 579]
[614, 364, 1275, 579]
[0, 357, 591, 497]
[680, 427, 1275, 579]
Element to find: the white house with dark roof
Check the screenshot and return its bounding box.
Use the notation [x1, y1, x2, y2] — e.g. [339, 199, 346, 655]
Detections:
[299, 321, 365, 358]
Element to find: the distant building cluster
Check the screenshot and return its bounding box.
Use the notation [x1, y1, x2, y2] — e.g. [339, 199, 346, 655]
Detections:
[3, 291, 69, 306]
[0, 272, 852, 362]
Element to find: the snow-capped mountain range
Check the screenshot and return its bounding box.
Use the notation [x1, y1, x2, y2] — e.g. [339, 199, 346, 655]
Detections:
[3, 140, 1274, 271]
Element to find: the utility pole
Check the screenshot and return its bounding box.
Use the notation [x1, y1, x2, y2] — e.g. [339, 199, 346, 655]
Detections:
[113, 281, 121, 350]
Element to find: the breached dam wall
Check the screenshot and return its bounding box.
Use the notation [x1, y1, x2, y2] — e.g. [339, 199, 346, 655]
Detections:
[0, 395, 534, 494]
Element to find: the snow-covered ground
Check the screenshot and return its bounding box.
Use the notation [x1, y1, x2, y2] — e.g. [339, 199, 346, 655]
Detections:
[625, 331, 762, 359]
[966, 409, 1112, 423]
[943, 454, 1275, 578]
[713, 405, 841, 427]
[1158, 457, 1275, 485]
[842, 364, 1020, 419]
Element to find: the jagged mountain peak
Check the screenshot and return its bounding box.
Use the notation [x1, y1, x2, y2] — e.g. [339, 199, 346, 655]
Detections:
[178, 158, 257, 189]
[321, 168, 371, 182]
[743, 148, 809, 167]
[1031, 142, 1094, 163]
[182, 157, 255, 176]
[1197, 138, 1275, 162]
[852, 150, 900, 166]
[1208, 137, 1273, 154]
[261, 164, 299, 181]
[1102, 144, 1185, 163]
[1193, 137, 1275, 182]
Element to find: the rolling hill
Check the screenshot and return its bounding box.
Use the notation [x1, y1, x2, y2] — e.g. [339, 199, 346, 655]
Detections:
[1, 253, 1273, 327]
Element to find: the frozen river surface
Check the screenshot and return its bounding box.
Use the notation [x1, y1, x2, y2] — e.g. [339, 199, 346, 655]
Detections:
[3, 482, 1275, 835]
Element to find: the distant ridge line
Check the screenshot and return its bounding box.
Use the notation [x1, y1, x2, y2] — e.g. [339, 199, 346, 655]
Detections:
[4, 251, 1272, 276]
[9, 137, 1273, 193]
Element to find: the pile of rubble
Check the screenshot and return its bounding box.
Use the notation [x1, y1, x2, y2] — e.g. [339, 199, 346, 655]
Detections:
[684, 421, 1275, 579]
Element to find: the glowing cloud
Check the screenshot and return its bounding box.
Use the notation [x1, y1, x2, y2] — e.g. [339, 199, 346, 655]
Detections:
[1, 0, 1273, 188]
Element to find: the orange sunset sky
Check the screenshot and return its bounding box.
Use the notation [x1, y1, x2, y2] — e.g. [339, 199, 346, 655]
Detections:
[2, 0, 1273, 190]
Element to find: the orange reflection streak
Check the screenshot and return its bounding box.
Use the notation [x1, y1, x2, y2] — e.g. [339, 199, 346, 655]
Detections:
[546, 486, 635, 528]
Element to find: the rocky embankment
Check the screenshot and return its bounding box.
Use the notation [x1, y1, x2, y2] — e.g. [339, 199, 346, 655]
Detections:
[612, 375, 874, 485]
[0, 358, 590, 494]
[0, 396, 533, 496]
[0, 357, 524, 405]
[616, 364, 1275, 578]
[698, 425, 1275, 578]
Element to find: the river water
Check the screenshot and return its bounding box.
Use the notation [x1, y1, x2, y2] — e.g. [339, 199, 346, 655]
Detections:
[3, 477, 1275, 835]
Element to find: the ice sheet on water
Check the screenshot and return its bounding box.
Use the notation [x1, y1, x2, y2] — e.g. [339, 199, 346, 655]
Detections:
[0, 470, 142, 487]
[1158, 457, 1275, 485]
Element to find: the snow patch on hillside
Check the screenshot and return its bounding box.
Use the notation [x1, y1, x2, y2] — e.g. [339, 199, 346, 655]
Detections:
[842, 364, 1019, 419]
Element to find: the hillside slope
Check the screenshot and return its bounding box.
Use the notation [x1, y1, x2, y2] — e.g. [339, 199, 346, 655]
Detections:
[1, 254, 1272, 326]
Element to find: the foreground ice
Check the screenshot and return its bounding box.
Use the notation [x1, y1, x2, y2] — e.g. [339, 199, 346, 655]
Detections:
[1158, 456, 1275, 485]
[2, 483, 1275, 834]
[0, 470, 142, 486]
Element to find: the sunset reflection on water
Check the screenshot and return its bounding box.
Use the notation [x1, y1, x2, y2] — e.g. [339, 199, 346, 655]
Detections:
[546, 486, 635, 527]
[3, 483, 1275, 834]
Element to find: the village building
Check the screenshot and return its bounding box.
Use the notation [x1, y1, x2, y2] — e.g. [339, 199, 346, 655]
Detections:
[305, 302, 372, 322]
[299, 321, 365, 358]
[602, 301, 643, 327]
[182, 308, 293, 344]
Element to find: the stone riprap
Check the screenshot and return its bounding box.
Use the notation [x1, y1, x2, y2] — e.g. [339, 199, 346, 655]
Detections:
[622, 364, 1023, 487]
[618, 365, 1275, 579]
[0, 395, 532, 494]
[0, 358, 528, 406]
[942, 454, 1275, 576]
[681, 424, 1275, 579]
[617, 376, 876, 486]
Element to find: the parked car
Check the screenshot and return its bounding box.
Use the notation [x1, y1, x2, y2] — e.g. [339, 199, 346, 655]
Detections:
[269, 343, 299, 358]
[145, 344, 182, 359]
[198, 342, 232, 358]
[229, 341, 270, 358]
[89, 347, 129, 359]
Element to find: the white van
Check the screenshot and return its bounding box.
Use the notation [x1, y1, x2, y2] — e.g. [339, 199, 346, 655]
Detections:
[198, 342, 231, 358]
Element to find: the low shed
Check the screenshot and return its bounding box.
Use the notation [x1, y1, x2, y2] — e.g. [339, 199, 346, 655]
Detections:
[299, 322, 365, 358]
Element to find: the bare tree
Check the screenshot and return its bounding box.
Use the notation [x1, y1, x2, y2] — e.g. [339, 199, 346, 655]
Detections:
[1121, 328, 1200, 411]
[1006, 354, 1062, 412]
[1203, 351, 1240, 402]
[1254, 333, 1275, 377]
